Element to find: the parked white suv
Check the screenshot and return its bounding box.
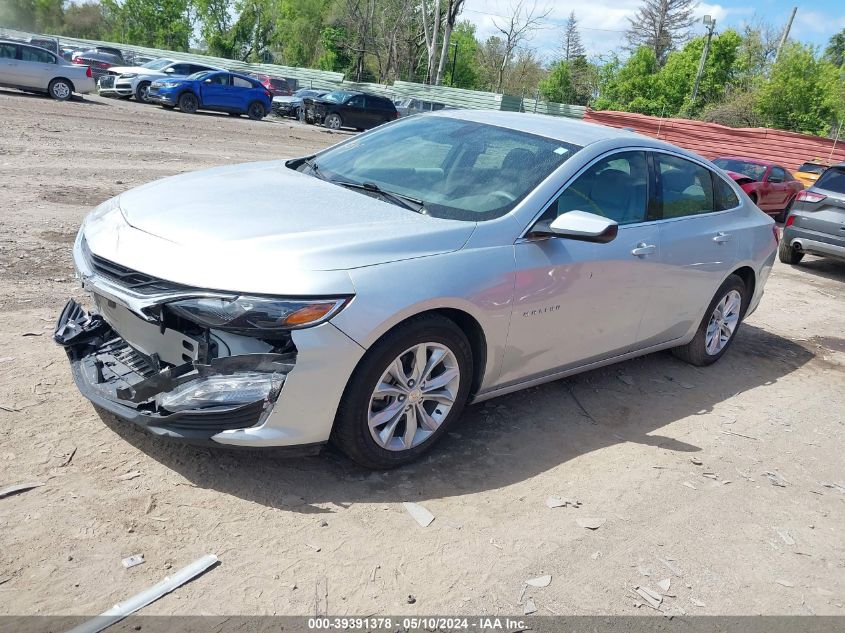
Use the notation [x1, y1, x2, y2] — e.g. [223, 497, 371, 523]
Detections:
[0, 40, 95, 100]
[97, 58, 222, 102]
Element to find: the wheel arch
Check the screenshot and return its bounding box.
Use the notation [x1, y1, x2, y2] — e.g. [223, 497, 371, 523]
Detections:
[53, 76, 75, 92]
[731, 265, 756, 312]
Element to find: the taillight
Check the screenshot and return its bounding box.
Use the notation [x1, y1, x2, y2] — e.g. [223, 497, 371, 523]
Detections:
[785, 215, 796, 227]
[796, 190, 826, 203]
[86, 66, 92, 78]
[72, 57, 83, 64]
[772, 224, 780, 244]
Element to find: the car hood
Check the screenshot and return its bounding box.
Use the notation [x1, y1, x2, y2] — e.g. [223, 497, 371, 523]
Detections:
[116, 160, 476, 272]
[110, 65, 168, 76]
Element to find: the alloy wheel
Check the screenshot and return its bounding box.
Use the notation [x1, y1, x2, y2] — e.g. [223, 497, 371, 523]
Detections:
[367, 343, 460, 451]
[705, 289, 742, 355]
[325, 114, 342, 130]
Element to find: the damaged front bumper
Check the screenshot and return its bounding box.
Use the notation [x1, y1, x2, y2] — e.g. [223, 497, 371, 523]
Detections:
[55, 299, 296, 443]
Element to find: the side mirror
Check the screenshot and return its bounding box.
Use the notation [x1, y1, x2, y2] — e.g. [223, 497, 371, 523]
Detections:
[531, 210, 618, 243]
[204, 78, 213, 83]
[165, 67, 175, 73]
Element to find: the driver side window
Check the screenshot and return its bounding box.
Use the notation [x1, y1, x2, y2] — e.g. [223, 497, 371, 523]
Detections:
[543, 151, 648, 225]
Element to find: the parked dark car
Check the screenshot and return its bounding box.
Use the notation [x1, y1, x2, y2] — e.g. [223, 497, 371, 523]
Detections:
[148, 70, 272, 120]
[29, 37, 59, 55]
[272, 88, 329, 118]
[302, 90, 398, 130]
[713, 156, 804, 222]
[246, 72, 294, 96]
[780, 162, 845, 265]
[71, 50, 124, 81]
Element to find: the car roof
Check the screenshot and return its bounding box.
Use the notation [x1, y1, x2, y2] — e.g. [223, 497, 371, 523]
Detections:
[433, 110, 655, 148]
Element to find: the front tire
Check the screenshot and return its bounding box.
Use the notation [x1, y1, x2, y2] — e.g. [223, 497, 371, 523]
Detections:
[672, 274, 747, 366]
[332, 314, 473, 469]
[135, 81, 151, 103]
[778, 239, 804, 264]
[48, 78, 72, 101]
[178, 92, 198, 114]
[324, 113, 343, 130]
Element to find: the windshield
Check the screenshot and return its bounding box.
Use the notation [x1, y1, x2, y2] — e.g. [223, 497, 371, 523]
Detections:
[322, 91, 355, 104]
[299, 115, 582, 221]
[713, 158, 767, 181]
[142, 59, 172, 70]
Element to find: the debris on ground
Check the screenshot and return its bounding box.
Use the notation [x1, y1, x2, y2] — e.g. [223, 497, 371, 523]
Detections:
[523, 598, 537, 615]
[21, 332, 43, 337]
[591, 551, 602, 560]
[819, 482, 845, 494]
[776, 579, 794, 587]
[657, 578, 671, 593]
[406, 594, 416, 604]
[60, 447, 77, 467]
[402, 502, 434, 527]
[720, 429, 759, 441]
[576, 517, 606, 530]
[0, 404, 21, 413]
[633, 585, 662, 609]
[690, 457, 703, 466]
[121, 554, 145, 569]
[545, 496, 580, 508]
[115, 471, 142, 481]
[525, 575, 552, 588]
[682, 482, 698, 490]
[690, 598, 705, 607]
[66, 554, 218, 633]
[776, 528, 795, 545]
[763, 471, 788, 487]
[0, 482, 44, 499]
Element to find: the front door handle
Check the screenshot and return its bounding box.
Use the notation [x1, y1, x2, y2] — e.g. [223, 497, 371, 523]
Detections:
[631, 242, 656, 257]
[713, 232, 732, 244]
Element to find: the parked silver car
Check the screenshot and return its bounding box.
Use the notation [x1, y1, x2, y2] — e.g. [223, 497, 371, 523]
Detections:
[0, 39, 95, 100]
[97, 58, 222, 102]
[779, 161, 845, 264]
[55, 112, 778, 468]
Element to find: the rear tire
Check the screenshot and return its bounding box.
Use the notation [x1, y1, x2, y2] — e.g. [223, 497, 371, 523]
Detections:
[332, 314, 473, 469]
[778, 239, 804, 264]
[672, 274, 747, 367]
[178, 92, 198, 114]
[324, 113, 343, 130]
[48, 78, 72, 101]
[247, 101, 266, 120]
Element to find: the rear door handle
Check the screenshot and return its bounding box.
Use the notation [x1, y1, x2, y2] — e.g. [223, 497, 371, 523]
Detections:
[631, 242, 656, 257]
[713, 232, 732, 244]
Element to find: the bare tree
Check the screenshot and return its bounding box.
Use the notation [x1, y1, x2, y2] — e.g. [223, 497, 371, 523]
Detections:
[434, 0, 465, 85]
[626, 0, 697, 65]
[561, 10, 585, 61]
[492, 0, 549, 93]
[421, 0, 442, 83]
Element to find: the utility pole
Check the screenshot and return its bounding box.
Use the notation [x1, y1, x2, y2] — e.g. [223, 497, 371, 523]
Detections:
[450, 42, 458, 86]
[691, 15, 716, 106]
[775, 7, 797, 64]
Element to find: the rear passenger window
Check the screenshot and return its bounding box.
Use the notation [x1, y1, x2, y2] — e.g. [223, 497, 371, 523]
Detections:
[21, 47, 54, 63]
[0, 44, 16, 59]
[713, 175, 739, 210]
[232, 76, 252, 88]
[656, 154, 714, 218]
[543, 151, 649, 225]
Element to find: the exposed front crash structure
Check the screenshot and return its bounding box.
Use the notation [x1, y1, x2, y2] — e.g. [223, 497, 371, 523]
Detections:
[55, 298, 297, 442]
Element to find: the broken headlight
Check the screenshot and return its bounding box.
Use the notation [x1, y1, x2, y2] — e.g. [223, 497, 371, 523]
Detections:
[159, 372, 283, 412]
[166, 296, 349, 335]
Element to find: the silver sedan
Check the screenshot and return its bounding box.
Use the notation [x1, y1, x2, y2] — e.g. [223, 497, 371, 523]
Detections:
[55, 111, 778, 468]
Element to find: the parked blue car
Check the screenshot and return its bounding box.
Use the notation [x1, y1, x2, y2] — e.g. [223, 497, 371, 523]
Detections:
[149, 71, 272, 120]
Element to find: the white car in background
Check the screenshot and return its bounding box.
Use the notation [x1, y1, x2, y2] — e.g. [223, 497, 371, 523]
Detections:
[97, 58, 223, 103]
[0, 39, 95, 100]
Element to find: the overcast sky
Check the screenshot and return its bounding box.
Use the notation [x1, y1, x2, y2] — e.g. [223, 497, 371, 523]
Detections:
[461, 0, 845, 63]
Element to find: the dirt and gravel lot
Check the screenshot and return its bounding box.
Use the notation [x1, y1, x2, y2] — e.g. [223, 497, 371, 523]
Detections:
[1, 90, 844, 619]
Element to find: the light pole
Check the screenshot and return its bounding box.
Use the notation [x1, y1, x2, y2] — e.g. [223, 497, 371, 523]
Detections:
[450, 42, 459, 87]
[691, 15, 716, 106]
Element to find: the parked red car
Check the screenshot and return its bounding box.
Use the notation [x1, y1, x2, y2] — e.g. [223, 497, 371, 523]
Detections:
[712, 156, 803, 221]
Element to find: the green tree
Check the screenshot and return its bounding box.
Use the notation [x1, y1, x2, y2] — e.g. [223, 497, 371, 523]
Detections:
[102, 0, 191, 51]
[825, 28, 845, 68]
[594, 47, 665, 114]
[756, 43, 845, 135]
[60, 2, 108, 39]
[0, 0, 64, 31]
[443, 20, 480, 88]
